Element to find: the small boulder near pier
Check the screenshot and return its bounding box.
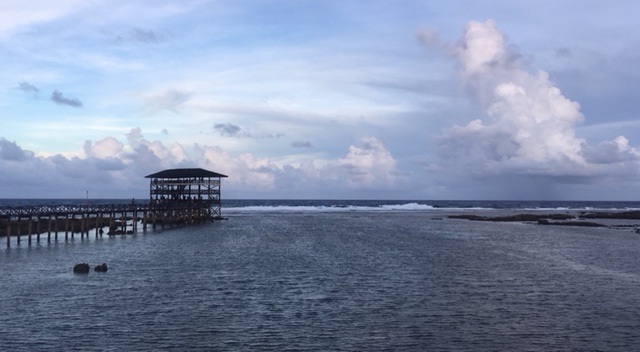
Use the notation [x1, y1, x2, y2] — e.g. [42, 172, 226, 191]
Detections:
[73, 263, 90, 274]
[94, 263, 108, 272]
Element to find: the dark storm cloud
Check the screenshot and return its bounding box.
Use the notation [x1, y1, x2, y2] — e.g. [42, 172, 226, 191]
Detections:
[16, 81, 39, 93]
[51, 90, 83, 108]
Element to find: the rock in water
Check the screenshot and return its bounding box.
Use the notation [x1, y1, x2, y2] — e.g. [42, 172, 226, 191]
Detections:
[94, 263, 108, 272]
[73, 263, 90, 274]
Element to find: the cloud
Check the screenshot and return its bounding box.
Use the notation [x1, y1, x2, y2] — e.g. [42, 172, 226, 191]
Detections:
[125, 127, 143, 150]
[0, 127, 403, 198]
[83, 137, 124, 159]
[93, 157, 127, 171]
[581, 136, 640, 164]
[555, 47, 572, 59]
[338, 136, 397, 188]
[214, 123, 242, 137]
[131, 28, 161, 43]
[144, 89, 192, 114]
[416, 29, 442, 49]
[112, 27, 164, 44]
[292, 141, 312, 148]
[0, 141, 121, 198]
[427, 20, 640, 182]
[213, 123, 285, 139]
[51, 89, 83, 107]
[194, 135, 398, 195]
[454, 20, 514, 75]
[0, 0, 84, 36]
[0, 138, 34, 161]
[16, 81, 39, 93]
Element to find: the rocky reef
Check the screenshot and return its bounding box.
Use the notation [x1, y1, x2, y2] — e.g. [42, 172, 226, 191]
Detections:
[448, 211, 640, 230]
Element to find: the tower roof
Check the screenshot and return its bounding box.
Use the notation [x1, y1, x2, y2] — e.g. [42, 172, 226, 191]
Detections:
[145, 168, 228, 179]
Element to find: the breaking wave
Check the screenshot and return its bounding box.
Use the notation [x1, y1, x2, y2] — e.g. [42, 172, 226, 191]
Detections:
[224, 202, 439, 214]
[222, 200, 640, 214]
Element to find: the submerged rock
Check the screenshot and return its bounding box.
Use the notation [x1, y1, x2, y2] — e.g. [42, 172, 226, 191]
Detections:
[94, 263, 108, 272]
[73, 263, 90, 274]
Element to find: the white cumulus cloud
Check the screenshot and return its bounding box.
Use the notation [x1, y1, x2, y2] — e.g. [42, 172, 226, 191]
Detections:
[0, 127, 401, 198]
[339, 136, 397, 188]
[430, 20, 640, 181]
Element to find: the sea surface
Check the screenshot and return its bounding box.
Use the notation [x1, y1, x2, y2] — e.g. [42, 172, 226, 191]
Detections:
[2, 199, 640, 351]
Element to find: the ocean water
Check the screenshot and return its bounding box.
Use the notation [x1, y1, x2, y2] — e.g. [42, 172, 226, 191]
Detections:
[2, 199, 640, 351]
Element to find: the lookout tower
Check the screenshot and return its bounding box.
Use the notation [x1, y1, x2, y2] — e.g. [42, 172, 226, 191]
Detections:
[145, 168, 228, 219]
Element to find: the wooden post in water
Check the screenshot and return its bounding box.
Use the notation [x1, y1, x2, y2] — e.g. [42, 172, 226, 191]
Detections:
[25, 217, 31, 245]
[95, 215, 99, 237]
[142, 210, 148, 232]
[16, 218, 21, 245]
[36, 215, 41, 243]
[47, 216, 51, 243]
[133, 209, 137, 233]
[109, 211, 114, 235]
[47, 215, 51, 241]
[6, 223, 10, 247]
[28, 218, 32, 245]
[71, 214, 75, 239]
[54, 215, 59, 241]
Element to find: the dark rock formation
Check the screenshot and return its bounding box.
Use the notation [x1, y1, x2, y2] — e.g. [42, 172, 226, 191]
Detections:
[449, 213, 574, 222]
[73, 263, 90, 274]
[94, 263, 108, 272]
[580, 211, 640, 220]
[538, 220, 606, 227]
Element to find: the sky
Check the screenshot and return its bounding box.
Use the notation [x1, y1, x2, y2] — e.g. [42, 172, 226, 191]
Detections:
[1, 0, 640, 200]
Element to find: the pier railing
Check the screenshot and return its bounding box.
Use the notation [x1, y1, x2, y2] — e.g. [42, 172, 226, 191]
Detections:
[1, 203, 140, 218]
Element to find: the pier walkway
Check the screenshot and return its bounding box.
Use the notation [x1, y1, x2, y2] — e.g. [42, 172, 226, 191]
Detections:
[0, 201, 222, 247]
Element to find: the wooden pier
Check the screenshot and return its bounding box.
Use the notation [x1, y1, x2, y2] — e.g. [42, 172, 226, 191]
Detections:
[0, 202, 219, 247]
[0, 167, 228, 247]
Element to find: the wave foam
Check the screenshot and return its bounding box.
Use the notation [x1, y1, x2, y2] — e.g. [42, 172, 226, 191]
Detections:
[225, 203, 438, 213]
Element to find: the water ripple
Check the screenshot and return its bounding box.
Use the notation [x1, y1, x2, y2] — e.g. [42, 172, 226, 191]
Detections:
[1, 213, 640, 350]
